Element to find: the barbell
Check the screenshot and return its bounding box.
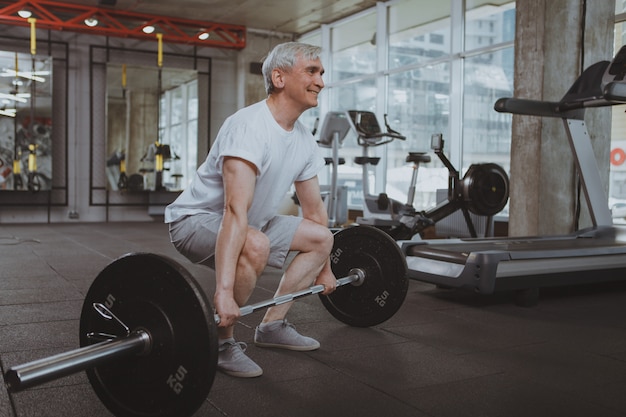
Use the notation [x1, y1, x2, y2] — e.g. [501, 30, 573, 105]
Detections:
[3, 225, 408, 417]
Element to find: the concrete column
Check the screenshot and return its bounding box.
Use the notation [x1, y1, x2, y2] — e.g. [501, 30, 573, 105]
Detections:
[509, 0, 614, 236]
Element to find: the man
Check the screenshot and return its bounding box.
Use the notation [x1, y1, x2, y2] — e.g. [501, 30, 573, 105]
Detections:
[165, 42, 336, 378]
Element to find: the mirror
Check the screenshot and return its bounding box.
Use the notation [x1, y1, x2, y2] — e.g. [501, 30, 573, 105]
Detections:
[105, 63, 198, 192]
[0, 51, 53, 191]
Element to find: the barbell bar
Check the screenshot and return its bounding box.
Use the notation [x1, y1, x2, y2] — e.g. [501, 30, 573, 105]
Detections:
[5, 328, 151, 392]
[3, 225, 408, 417]
[216, 268, 365, 324]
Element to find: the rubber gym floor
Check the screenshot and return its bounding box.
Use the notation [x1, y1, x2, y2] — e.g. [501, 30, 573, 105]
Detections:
[1, 222, 626, 417]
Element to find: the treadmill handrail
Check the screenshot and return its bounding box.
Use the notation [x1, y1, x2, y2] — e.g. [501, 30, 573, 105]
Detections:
[494, 60, 616, 118]
[494, 98, 563, 118]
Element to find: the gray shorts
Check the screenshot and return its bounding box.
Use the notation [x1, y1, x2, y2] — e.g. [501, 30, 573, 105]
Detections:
[168, 213, 302, 269]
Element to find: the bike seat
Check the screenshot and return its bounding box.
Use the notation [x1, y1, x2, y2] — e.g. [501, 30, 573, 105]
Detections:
[324, 157, 345, 165]
[354, 156, 381, 166]
[406, 152, 431, 164]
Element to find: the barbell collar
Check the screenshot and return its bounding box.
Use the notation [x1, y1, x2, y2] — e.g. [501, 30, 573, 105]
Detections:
[214, 269, 365, 324]
[5, 330, 151, 393]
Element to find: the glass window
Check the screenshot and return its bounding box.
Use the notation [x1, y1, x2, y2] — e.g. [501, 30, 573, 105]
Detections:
[386, 63, 451, 210]
[462, 48, 514, 169]
[327, 79, 377, 208]
[300, 0, 515, 217]
[187, 119, 198, 174]
[170, 87, 183, 125]
[331, 12, 377, 82]
[465, 0, 516, 45]
[159, 79, 198, 190]
[388, 0, 451, 70]
[187, 82, 198, 120]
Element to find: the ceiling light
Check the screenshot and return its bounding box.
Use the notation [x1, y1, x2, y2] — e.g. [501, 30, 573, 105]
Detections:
[0, 108, 16, 117]
[1, 69, 46, 83]
[17, 9, 32, 18]
[84, 17, 99, 27]
[0, 92, 27, 103]
[142, 25, 155, 34]
[198, 32, 210, 40]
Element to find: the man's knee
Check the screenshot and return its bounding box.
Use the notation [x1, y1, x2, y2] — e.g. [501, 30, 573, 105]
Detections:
[309, 223, 334, 254]
[241, 229, 270, 271]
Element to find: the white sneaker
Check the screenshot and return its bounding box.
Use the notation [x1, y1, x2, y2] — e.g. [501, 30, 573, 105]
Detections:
[218, 339, 263, 378]
[254, 320, 320, 351]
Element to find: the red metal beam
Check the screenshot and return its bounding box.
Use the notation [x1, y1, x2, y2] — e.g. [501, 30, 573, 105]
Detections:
[0, 0, 246, 49]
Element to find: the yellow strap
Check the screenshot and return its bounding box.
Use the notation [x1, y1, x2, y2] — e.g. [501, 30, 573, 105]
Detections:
[28, 18, 36, 55]
[156, 33, 163, 67]
[28, 154, 36, 172]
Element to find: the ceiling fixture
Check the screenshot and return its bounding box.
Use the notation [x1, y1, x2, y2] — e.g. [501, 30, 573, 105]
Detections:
[0, 92, 27, 103]
[0, 108, 16, 117]
[0, 69, 48, 83]
[198, 32, 209, 40]
[142, 25, 155, 34]
[84, 17, 99, 27]
[17, 9, 32, 19]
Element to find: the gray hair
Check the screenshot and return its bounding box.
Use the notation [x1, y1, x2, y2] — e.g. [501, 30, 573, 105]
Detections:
[262, 42, 322, 95]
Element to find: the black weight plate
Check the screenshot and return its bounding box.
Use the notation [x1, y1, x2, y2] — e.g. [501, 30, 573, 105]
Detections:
[320, 226, 408, 327]
[79, 253, 218, 417]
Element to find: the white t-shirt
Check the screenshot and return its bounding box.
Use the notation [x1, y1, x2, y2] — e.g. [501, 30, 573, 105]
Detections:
[164, 100, 325, 229]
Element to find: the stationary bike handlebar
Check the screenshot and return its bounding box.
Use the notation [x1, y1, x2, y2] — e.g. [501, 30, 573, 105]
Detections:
[354, 113, 406, 146]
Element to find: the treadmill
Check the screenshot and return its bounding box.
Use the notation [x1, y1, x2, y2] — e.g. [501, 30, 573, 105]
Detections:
[402, 46, 626, 305]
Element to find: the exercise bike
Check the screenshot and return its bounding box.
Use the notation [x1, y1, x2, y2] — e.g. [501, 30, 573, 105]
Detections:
[347, 110, 430, 226]
[316, 111, 351, 228]
[347, 110, 510, 240]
